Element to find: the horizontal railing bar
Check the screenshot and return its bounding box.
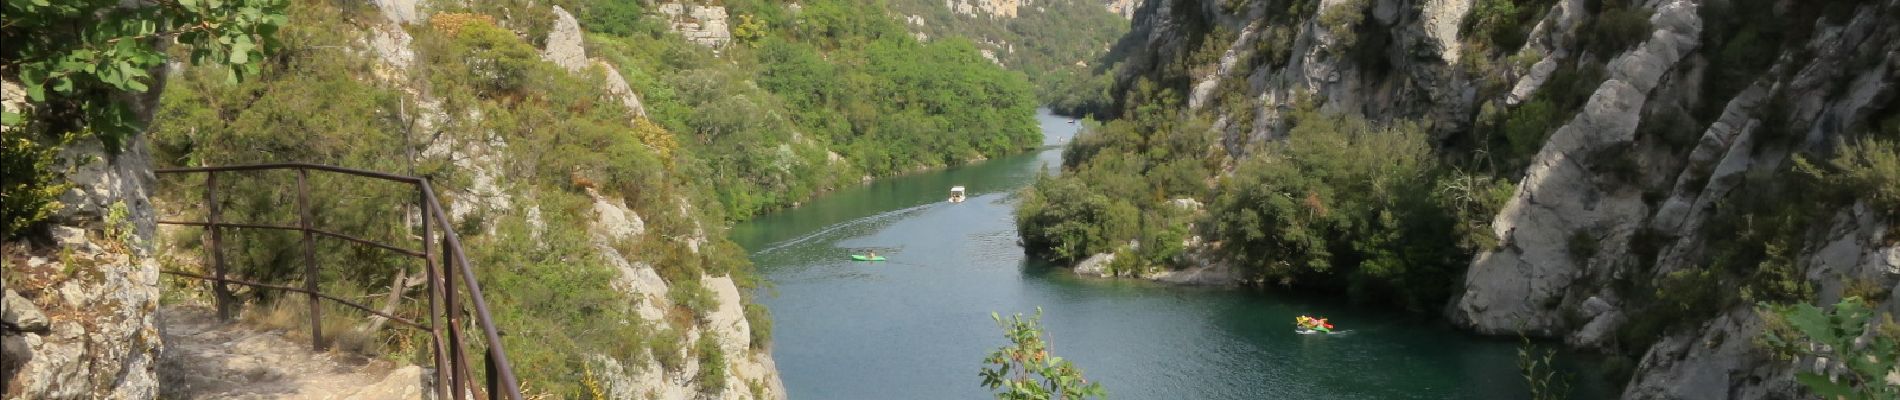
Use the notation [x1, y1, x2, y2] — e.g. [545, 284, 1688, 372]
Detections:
[154, 163, 423, 184]
[157, 220, 426, 258]
[160, 269, 428, 330]
[421, 181, 523, 400]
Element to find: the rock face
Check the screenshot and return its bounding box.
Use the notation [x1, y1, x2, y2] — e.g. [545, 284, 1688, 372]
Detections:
[946, 0, 1026, 18]
[1453, 0, 1704, 335]
[2, 79, 164, 399]
[657, 3, 733, 48]
[544, 6, 648, 117]
[1103, 0, 1900, 396]
[1105, 0, 1143, 19]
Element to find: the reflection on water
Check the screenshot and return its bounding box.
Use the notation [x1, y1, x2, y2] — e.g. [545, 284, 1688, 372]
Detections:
[734, 109, 1609, 399]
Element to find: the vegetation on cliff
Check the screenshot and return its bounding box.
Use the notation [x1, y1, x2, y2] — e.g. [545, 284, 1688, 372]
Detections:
[1016, 0, 1900, 327]
[1, 0, 285, 239]
[133, 0, 1048, 396]
[882, 0, 1131, 116]
[557, 0, 1042, 220]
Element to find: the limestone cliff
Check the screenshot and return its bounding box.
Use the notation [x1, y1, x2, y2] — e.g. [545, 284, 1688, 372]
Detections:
[1098, 0, 1900, 396]
[658, 3, 734, 48]
[948, 0, 1029, 18]
[360, 4, 786, 398]
[2, 81, 164, 398]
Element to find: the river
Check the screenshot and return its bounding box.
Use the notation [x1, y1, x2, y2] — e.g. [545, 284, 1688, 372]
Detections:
[730, 109, 1611, 399]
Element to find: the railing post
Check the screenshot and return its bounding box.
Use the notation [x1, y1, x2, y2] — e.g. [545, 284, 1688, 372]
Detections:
[298, 168, 323, 351]
[486, 349, 499, 400]
[444, 237, 469, 398]
[205, 171, 233, 321]
[422, 191, 452, 400]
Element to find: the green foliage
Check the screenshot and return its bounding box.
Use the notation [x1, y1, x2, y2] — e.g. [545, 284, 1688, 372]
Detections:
[1465, 0, 1552, 54]
[3, 0, 286, 147]
[696, 333, 728, 393]
[979, 310, 1107, 400]
[144, 2, 781, 396]
[1015, 176, 1138, 264]
[1798, 138, 1900, 223]
[1316, 0, 1369, 56]
[0, 130, 71, 239]
[1017, 84, 1218, 267]
[1, 0, 284, 239]
[879, 0, 1128, 113]
[744, 302, 773, 350]
[1566, 230, 1599, 264]
[564, 0, 656, 37]
[1209, 107, 1464, 310]
[1582, 1, 1652, 57]
[569, 0, 1043, 220]
[1760, 297, 1900, 400]
[732, 14, 769, 45]
[1518, 336, 1574, 400]
[1431, 170, 1515, 252]
[1475, 62, 1606, 172]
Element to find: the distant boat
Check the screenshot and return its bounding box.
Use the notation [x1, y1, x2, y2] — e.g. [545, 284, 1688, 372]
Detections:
[949, 185, 967, 203]
[1068, 119, 1077, 124]
[851, 254, 886, 261]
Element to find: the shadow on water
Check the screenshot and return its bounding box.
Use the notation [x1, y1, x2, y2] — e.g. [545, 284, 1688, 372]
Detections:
[736, 109, 1613, 399]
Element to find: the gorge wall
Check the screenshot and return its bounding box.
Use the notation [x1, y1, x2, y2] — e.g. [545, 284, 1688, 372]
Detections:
[3, 68, 164, 400]
[1085, 0, 1899, 396]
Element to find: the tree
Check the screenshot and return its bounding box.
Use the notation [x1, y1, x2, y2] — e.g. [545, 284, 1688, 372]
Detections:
[979, 309, 1106, 400]
[2, 0, 285, 238]
[4, 0, 287, 143]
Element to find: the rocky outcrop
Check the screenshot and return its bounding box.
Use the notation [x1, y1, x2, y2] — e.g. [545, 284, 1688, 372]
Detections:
[326, 4, 783, 398]
[2, 76, 163, 398]
[657, 3, 733, 48]
[544, 6, 648, 117]
[1105, 0, 1143, 19]
[1452, 0, 1704, 335]
[946, 0, 1026, 18]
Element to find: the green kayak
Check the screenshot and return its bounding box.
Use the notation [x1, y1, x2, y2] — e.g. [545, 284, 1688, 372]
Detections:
[851, 254, 886, 261]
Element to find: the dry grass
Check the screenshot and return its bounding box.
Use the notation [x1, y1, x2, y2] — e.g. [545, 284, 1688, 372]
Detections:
[239, 296, 382, 358]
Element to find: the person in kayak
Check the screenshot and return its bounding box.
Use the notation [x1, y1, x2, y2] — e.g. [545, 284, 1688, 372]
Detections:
[1295, 315, 1334, 332]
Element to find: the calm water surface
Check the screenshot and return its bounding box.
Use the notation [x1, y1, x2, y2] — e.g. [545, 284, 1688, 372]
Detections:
[731, 110, 1610, 399]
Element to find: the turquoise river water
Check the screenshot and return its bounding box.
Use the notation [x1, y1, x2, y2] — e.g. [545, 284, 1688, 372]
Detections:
[730, 110, 1611, 399]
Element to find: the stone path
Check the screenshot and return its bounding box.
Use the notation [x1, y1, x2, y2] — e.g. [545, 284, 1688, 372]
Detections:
[156, 305, 432, 400]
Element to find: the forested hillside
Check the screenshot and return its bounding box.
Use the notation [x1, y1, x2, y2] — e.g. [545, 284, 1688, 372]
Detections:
[881, 0, 1134, 115]
[553, 0, 1044, 220]
[4, 0, 1044, 398]
[1018, 0, 1899, 397]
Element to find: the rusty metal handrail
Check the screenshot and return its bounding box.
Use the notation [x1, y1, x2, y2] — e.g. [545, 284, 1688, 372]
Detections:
[156, 269, 427, 329]
[154, 220, 427, 258]
[155, 163, 523, 400]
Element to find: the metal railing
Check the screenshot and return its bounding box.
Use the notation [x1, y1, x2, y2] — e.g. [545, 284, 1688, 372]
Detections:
[155, 163, 521, 400]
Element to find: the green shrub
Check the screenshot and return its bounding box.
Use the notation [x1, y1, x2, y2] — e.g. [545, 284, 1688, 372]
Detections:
[743, 302, 773, 349]
[1566, 230, 1599, 264]
[1317, 0, 1369, 56]
[1015, 176, 1139, 264]
[1583, 2, 1652, 57]
[696, 334, 728, 393]
[1760, 297, 1900, 399]
[1209, 108, 1465, 310]
[668, 280, 721, 324]
[0, 131, 69, 240]
[651, 328, 687, 372]
[1799, 138, 1900, 222]
[979, 310, 1106, 399]
[1465, 0, 1554, 54]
